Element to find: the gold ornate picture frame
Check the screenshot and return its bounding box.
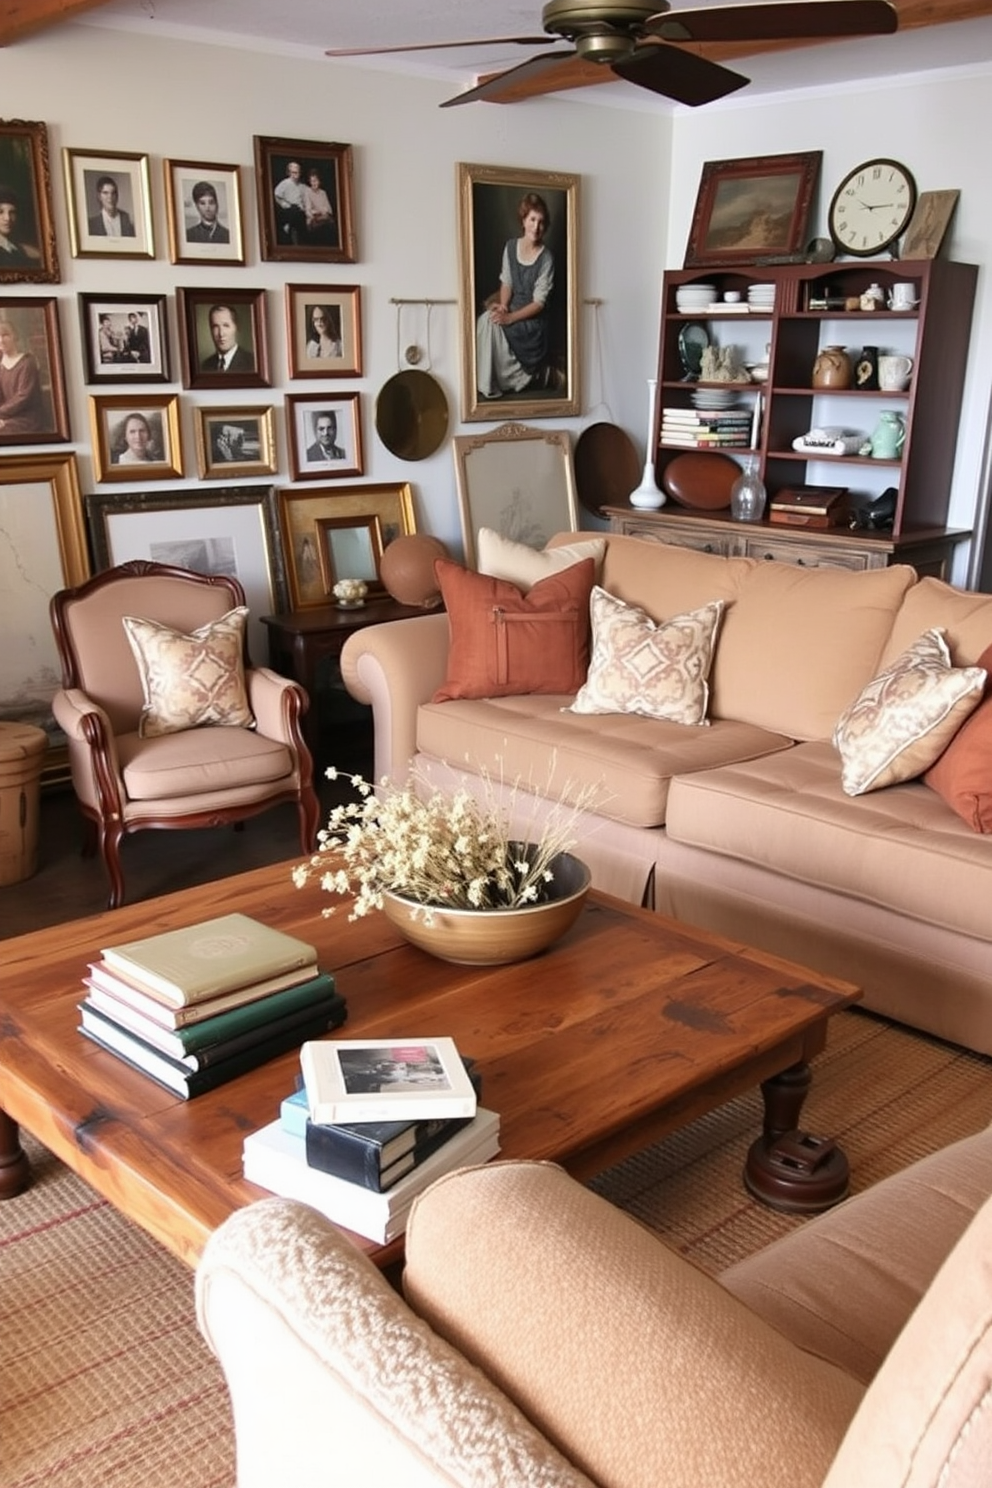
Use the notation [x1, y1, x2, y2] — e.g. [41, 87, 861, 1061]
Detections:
[457, 162, 579, 423]
[452, 420, 578, 569]
[278, 482, 416, 609]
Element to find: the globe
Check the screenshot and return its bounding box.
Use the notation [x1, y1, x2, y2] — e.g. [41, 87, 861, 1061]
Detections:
[380, 535, 449, 607]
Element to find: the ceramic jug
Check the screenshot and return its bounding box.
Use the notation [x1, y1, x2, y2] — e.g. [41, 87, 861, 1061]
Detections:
[869, 411, 906, 460]
[812, 345, 852, 389]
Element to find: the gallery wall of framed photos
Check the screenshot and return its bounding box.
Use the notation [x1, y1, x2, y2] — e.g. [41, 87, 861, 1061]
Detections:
[1, 18, 987, 746]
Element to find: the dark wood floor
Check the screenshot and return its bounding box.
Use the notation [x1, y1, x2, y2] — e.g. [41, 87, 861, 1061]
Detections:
[1, 710, 371, 941]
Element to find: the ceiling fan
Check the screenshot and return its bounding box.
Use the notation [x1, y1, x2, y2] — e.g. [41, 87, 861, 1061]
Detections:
[326, 0, 898, 108]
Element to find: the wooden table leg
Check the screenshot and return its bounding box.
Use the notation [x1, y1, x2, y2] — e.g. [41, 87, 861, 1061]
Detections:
[743, 1061, 850, 1213]
[0, 1107, 31, 1197]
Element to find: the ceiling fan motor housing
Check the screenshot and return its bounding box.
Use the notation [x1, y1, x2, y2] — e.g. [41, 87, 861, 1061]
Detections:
[542, 0, 666, 60]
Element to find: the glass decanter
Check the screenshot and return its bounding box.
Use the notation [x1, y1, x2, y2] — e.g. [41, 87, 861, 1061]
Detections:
[730, 456, 767, 523]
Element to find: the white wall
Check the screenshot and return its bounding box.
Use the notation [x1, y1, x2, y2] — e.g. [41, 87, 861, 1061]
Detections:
[667, 62, 992, 585]
[1, 25, 670, 560]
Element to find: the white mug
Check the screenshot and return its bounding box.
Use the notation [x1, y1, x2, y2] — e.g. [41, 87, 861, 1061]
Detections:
[889, 282, 918, 310]
[878, 354, 913, 391]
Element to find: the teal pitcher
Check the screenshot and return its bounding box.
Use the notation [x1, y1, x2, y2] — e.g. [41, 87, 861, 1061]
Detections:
[869, 411, 906, 460]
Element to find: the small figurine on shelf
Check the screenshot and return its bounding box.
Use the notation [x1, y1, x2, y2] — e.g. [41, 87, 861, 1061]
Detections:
[700, 344, 747, 382]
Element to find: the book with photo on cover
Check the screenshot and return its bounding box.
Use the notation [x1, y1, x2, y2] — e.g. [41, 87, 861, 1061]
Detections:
[300, 1037, 478, 1125]
[100, 913, 318, 1006]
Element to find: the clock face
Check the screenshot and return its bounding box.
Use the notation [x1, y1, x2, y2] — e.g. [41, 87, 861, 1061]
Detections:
[829, 159, 917, 257]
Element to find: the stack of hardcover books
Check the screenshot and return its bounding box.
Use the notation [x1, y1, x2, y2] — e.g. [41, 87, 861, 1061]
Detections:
[77, 913, 347, 1099]
[242, 1036, 500, 1243]
[660, 406, 754, 448]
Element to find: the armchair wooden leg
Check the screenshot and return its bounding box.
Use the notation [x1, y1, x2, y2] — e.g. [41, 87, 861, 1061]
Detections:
[298, 785, 321, 855]
[98, 821, 127, 910]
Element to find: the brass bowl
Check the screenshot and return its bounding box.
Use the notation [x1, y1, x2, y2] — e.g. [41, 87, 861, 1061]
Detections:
[380, 853, 591, 966]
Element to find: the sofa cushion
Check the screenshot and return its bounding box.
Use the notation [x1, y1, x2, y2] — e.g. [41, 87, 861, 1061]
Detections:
[832, 629, 985, 795]
[665, 741, 992, 942]
[122, 607, 255, 738]
[432, 559, 594, 703]
[722, 1122, 992, 1386]
[417, 693, 793, 829]
[569, 588, 724, 726]
[924, 641, 992, 832]
[710, 562, 917, 741]
[477, 528, 606, 590]
[880, 574, 992, 669]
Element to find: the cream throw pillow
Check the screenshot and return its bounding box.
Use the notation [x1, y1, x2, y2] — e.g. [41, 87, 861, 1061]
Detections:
[832, 628, 986, 796]
[476, 528, 606, 592]
[570, 586, 724, 725]
[123, 607, 255, 738]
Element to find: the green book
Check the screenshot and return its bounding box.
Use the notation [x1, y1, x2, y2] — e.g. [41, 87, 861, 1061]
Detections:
[84, 971, 338, 1059]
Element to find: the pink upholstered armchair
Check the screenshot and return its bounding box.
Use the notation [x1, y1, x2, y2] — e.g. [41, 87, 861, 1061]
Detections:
[50, 560, 320, 909]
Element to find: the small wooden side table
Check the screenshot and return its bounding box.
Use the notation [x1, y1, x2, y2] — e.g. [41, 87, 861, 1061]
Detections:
[261, 598, 434, 761]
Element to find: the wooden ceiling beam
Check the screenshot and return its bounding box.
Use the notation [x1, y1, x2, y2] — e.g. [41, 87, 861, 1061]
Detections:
[0, 0, 114, 47]
[474, 0, 992, 103]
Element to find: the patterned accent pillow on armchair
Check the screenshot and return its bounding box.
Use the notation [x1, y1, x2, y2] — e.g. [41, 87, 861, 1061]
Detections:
[123, 606, 256, 737]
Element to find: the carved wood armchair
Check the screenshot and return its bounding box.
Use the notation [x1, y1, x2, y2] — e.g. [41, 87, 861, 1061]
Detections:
[50, 560, 320, 909]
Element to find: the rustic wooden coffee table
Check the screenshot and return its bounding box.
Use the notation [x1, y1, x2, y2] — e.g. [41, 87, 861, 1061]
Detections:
[0, 861, 859, 1267]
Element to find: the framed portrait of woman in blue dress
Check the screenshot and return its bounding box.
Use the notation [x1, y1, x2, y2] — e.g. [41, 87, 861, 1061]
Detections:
[458, 163, 579, 423]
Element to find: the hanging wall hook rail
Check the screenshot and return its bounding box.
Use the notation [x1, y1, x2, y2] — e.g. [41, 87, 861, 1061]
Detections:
[389, 298, 457, 307]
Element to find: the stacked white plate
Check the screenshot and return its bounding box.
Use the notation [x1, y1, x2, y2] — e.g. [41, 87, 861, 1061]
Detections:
[747, 283, 776, 310]
[676, 284, 716, 312]
[691, 388, 740, 409]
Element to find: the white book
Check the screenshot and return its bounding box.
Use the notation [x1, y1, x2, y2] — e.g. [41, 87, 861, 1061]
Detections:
[242, 1108, 501, 1243]
[300, 1036, 478, 1125]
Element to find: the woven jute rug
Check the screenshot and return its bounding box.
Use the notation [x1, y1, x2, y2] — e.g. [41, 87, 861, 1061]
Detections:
[3, 1007, 991, 1488]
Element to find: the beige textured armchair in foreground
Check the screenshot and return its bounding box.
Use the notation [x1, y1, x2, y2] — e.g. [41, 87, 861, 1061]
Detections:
[197, 1130, 992, 1488]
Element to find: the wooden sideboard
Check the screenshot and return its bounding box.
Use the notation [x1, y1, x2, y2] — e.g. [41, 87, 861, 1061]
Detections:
[604, 505, 970, 578]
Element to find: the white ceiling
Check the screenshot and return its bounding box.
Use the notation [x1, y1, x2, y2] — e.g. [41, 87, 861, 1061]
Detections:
[77, 0, 992, 110]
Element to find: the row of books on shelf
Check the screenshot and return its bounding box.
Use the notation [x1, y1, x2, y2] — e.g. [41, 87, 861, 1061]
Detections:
[661, 406, 754, 449]
[77, 912, 348, 1099]
[242, 1037, 499, 1243]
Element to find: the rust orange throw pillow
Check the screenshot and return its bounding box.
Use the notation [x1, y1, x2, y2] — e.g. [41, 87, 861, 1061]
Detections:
[923, 641, 992, 832]
[432, 557, 595, 703]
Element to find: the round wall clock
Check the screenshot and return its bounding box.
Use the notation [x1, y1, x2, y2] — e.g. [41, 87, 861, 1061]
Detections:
[828, 159, 917, 258]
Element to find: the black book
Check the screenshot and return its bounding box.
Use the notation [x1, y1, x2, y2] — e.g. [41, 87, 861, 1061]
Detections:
[301, 1060, 483, 1192]
[78, 993, 348, 1099]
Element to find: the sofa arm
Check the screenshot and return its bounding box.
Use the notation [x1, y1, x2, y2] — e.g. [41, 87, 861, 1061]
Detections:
[196, 1196, 592, 1488]
[405, 1162, 864, 1488]
[340, 613, 450, 783]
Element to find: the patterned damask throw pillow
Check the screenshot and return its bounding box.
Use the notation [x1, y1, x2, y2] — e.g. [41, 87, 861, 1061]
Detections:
[569, 586, 725, 725]
[832, 627, 986, 796]
[122, 606, 255, 738]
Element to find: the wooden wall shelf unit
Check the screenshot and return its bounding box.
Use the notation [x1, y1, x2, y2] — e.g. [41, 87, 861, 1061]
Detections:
[633, 258, 978, 572]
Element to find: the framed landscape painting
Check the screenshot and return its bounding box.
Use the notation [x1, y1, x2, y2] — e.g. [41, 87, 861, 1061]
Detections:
[683, 151, 821, 268]
[0, 119, 59, 283]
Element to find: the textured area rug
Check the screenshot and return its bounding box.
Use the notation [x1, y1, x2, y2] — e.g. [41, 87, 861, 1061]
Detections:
[3, 1007, 991, 1486]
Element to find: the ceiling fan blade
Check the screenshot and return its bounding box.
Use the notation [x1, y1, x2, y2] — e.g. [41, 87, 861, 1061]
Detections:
[614, 43, 748, 105]
[326, 35, 553, 58]
[440, 51, 577, 107]
[646, 1, 898, 45]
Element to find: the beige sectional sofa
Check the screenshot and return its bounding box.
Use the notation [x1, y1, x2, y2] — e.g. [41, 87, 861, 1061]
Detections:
[341, 535, 992, 1056]
[197, 1127, 992, 1488]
